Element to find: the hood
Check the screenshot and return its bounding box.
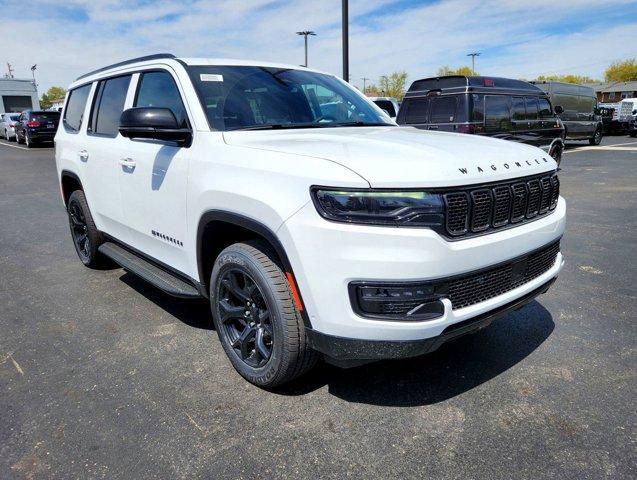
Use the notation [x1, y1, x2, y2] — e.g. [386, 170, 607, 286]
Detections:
[223, 126, 557, 188]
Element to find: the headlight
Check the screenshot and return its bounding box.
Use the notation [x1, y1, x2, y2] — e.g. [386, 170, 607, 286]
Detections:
[311, 188, 444, 226]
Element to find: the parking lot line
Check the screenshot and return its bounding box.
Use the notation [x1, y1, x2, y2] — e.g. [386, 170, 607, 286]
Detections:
[0, 141, 29, 151]
[565, 145, 637, 154]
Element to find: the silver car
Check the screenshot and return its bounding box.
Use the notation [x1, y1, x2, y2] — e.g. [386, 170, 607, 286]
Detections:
[0, 112, 21, 141]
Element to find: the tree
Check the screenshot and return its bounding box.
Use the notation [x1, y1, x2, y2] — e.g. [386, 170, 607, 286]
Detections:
[40, 86, 66, 109]
[535, 74, 599, 84]
[437, 65, 476, 77]
[604, 58, 637, 82]
[375, 71, 408, 99]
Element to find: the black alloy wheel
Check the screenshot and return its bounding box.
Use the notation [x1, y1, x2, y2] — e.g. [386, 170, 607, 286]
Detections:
[68, 199, 91, 262]
[589, 128, 602, 146]
[218, 269, 273, 368]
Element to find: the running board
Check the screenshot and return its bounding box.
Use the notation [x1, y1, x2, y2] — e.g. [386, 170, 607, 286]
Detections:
[98, 242, 201, 299]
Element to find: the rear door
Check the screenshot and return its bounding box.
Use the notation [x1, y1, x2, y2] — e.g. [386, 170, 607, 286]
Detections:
[483, 95, 512, 140]
[82, 74, 133, 241]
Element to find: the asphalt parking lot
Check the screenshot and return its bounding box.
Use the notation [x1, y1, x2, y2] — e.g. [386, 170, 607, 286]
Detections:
[0, 136, 635, 479]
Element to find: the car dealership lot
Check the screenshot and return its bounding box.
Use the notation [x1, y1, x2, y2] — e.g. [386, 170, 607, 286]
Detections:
[0, 137, 635, 479]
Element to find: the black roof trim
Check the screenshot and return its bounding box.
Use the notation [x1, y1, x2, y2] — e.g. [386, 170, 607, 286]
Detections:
[75, 53, 176, 81]
[407, 76, 543, 95]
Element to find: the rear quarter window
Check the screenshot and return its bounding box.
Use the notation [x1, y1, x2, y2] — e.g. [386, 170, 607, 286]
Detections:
[63, 84, 92, 133]
[402, 98, 429, 124]
[429, 96, 458, 123]
[90, 75, 132, 137]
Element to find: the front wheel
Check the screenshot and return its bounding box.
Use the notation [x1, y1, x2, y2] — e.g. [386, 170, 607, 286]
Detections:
[210, 241, 317, 388]
[589, 128, 602, 145]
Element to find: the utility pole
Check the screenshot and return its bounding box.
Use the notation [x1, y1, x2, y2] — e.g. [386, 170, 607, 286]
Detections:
[467, 52, 481, 75]
[342, 0, 349, 82]
[296, 31, 316, 67]
[6, 63, 15, 78]
[361, 77, 369, 94]
[30, 64, 38, 86]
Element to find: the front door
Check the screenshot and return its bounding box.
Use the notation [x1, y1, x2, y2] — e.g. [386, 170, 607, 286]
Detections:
[116, 69, 191, 275]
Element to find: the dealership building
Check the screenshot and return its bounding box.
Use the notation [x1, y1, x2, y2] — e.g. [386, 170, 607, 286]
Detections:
[0, 78, 40, 113]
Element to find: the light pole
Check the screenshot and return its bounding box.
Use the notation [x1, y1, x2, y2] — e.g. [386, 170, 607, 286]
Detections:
[467, 52, 480, 75]
[361, 77, 369, 94]
[342, 0, 349, 81]
[296, 31, 316, 67]
[30, 64, 37, 86]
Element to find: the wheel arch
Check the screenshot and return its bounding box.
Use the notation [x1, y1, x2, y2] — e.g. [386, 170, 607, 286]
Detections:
[196, 210, 311, 327]
[60, 170, 84, 206]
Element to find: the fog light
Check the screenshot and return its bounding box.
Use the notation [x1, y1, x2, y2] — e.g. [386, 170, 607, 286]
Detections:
[350, 283, 445, 320]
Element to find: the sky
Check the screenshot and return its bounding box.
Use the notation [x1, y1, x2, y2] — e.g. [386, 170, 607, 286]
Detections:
[2, 0, 637, 94]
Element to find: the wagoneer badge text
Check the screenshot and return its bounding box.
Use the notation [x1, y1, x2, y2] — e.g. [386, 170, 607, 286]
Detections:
[458, 157, 550, 174]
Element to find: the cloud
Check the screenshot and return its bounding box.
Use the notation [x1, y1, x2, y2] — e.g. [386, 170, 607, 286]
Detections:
[2, 0, 636, 93]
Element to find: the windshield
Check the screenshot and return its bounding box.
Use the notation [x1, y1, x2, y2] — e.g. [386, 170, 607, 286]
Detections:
[187, 66, 393, 131]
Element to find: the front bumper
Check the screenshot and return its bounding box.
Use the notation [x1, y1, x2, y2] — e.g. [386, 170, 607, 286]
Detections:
[278, 196, 566, 343]
[307, 277, 556, 366]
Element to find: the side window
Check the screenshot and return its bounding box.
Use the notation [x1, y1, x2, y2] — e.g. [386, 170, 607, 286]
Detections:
[429, 96, 457, 123]
[135, 71, 188, 128]
[90, 75, 132, 137]
[524, 97, 539, 120]
[484, 95, 511, 132]
[471, 94, 484, 121]
[403, 98, 429, 124]
[63, 84, 92, 133]
[538, 98, 553, 118]
[511, 97, 526, 120]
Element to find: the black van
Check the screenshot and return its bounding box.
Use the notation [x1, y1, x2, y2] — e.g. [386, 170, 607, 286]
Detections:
[397, 76, 565, 164]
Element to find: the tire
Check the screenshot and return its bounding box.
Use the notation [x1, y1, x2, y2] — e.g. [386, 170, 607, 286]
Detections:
[210, 241, 317, 388]
[630, 132, 637, 138]
[25, 133, 32, 148]
[66, 190, 107, 268]
[589, 128, 602, 146]
[16, 130, 23, 144]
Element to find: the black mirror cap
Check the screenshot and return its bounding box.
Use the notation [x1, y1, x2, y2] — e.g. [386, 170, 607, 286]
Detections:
[119, 107, 191, 146]
[554, 105, 564, 115]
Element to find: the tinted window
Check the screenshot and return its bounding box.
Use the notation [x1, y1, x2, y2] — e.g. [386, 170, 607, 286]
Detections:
[538, 98, 553, 118]
[32, 112, 60, 122]
[524, 97, 539, 120]
[373, 100, 396, 117]
[484, 95, 510, 132]
[403, 98, 429, 124]
[135, 71, 187, 128]
[63, 84, 91, 133]
[511, 97, 526, 120]
[187, 66, 390, 131]
[429, 96, 457, 123]
[471, 94, 484, 121]
[92, 75, 131, 136]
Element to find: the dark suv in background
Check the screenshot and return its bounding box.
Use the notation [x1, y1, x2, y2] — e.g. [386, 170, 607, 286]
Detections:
[15, 110, 61, 147]
[397, 76, 565, 164]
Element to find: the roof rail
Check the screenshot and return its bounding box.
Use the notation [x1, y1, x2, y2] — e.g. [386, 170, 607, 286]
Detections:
[75, 53, 176, 81]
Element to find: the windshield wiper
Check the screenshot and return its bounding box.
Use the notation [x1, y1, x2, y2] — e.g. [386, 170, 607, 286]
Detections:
[327, 121, 394, 127]
[228, 123, 334, 131]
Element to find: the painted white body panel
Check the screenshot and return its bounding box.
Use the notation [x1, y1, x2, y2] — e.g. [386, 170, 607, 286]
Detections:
[56, 56, 566, 345]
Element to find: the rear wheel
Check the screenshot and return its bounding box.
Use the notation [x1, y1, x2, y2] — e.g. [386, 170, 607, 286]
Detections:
[67, 190, 107, 268]
[210, 241, 317, 388]
[16, 130, 23, 144]
[25, 133, 32, 148]
[589, 128, 602, 145]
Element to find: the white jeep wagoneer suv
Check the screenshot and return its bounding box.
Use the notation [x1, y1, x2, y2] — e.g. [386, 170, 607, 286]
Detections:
[56, 54, 565, 387]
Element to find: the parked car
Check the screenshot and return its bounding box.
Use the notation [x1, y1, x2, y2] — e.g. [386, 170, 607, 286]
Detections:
[15, 110, 61, 147]
[0, 112, 20, 141]
[596, 105, 618, 134]
[56, 54, 565, 388]
[618, 98, 637, 130]
[531, 81, 602, 145]
[629, 113, 637, 137]
[368, 96, 400, 119]
[397, 76, 565, 164]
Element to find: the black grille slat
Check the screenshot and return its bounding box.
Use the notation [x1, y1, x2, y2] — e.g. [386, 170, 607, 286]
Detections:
[539, 177, 552, 213]
[442, 172, 559, 238]
[470, 189, 493, 231]
[444, 192, 469, 235]
[510, 183, 528, 223]
[441, 241, 560, 309]
[493, 186, 512, 227]
[526, 180, 541, 218]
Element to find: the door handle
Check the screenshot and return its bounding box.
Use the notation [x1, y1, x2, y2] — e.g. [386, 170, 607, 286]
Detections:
[79, 150, 88, 162]
[119, 158, 136, 169]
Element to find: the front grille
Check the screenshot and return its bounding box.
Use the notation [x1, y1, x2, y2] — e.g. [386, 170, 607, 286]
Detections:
[441, 241, 560, 309]
[443, 172, 559, 237]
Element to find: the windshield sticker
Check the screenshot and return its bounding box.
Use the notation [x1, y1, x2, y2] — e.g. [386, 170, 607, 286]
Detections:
[200, 74, 224, 82]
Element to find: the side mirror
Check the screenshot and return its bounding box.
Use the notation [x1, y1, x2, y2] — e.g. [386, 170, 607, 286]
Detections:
[554, 105, 564, 115]
[119, 107, 191, 146]
[632, 109, 637, 115]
